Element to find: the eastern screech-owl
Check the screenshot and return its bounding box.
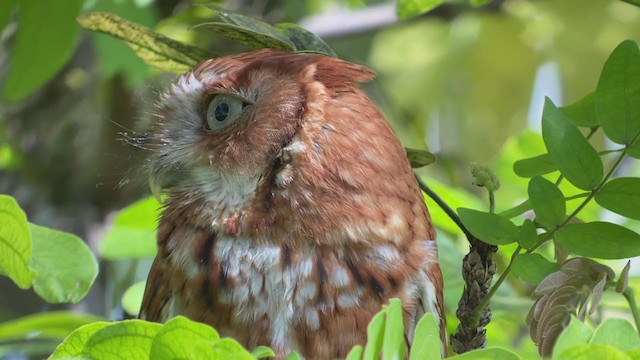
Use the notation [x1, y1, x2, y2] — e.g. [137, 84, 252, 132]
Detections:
[139, 49, 445, 358]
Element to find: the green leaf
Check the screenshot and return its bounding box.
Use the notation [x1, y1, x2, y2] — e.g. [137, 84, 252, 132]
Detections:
[81, 320, 162, 359]
[560, 344, 632, 360]
[346, 345, 363, 360]
[29, 223, 97, 303]
[100, 197, 160, 260]
[517, 219, 538, 249]
[595, 178, 640, 220]
[410, 313, 441, 360]
[0, 311, 103, 342]
[211, 338, 254, 359]
[122, 281, 146, 316]
[511, 253, 560, 284]
[50, 321, 110, 359]
[78, 12, 213, 73]
[363, 307, 386, 360]
[447, 347, 521, 359]
[286, 351, 302, 360]
[0, 194, 34, 288]
[553, 316, 593, 360]
[595, 40, 640, 145]
[470, 0, 491, 6]
[252, 345, 276, 359]
[274, 23, 336, 56]
[513, 153, 558, 178]
[560, 92, 599, 128]
[397, 0, 444, 19]
[3, 0, 83, 101]
[528, 176, 566, 228]
[590, 318, 640, 351]
[150, 316, 220, 359]
[200, 5, 294, 51]
[542, 98, 603, 190]
[406, 148, 436, 168]
[458, 208, 519, 245]
[383, 299, 406, 360]
[555, 222, 640, 259]
[0, 0, 18, 33]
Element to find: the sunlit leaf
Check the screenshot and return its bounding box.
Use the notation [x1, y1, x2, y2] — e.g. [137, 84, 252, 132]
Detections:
[542, 98, 603, 191]
[345, 345, 363, 360]
[78, 12, 214, 73]
[0, 195, 34, 288]
[363, 307, 386, 360]
[512, 254, 560, 284]
[447, 347, 520, 359]
[590, 318, 640, 351]
[595, 40, 640, 145]
[595, 178, 640, 220]
[528, 176, 566, 228]
[410, 313, 441, 360]
[150, 316, 219, 359]
[0, 311, 103, 343]
[0, 0, 18, 32]
[555, 222, 640, 259]
[29, 223, 98, 303]
[559, 344, 632, 359]
[458, 208, 519, 245]
[122, 281, 146, 316]
[383, 299, 406, 360]
[81, 320, 162, 359]
[552, 316, 593, 360]
[561, 92, 599, 128]
[397, 0, 444, 19]
[50, 322, 110, 359]
[100, 197, 160, 260]
[211, 338, 254, 359]
[252, 345, 276, 359]
[3, 0, 83, 101]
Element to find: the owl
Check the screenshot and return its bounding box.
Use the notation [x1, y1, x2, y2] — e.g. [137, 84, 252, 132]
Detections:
[139, 49, 445, 358]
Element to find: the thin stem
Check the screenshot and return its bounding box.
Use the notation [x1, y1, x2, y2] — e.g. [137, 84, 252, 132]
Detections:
[415, 174, 474, 240]
[623, 287, 640, 335]
[489, 190, 495, 213]
[468, 246, 522, 325]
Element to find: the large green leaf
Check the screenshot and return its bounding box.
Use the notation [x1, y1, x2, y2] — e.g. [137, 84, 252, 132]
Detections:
[561, 92, 599, 128]
[363, 307, 386, 360]
[150, 316, 219, 359]
[396, 0, 444, 20]
[590, 318, 640, 351]
[511, 253, 560, 284]
[50, 322, 111, 359]
[100, 197, 160, 260]
[595, 40, 640, 146]
[458, 208, 519, 245]
[0, 195, 34, 288]
[77, 12, 214, 73]
[553, 316, 593, 360]
[0, 0, 18, 33]
[274, 23, 336, 56]
[3, 0, 83, 101]
[513, 153, 558, 178]
[559, 344, 632, 360]
[81, 320, 162, 359]
[595, 178, 640, 220]
[200, 5, 294, 51]
[122, 280, 146, 316]
[0, 311, 103, 342]
[528, 176, 566, 228]
[211, 338, 254, 359]
[383, 299, 406, 360]
[555, 222, 640, 259]
[541, 98, 603, 190]
[29, 223, 98, 304]
[410, 313, 441, 360]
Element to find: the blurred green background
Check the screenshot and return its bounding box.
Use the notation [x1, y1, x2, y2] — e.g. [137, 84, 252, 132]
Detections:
[1, 0, 640, 358]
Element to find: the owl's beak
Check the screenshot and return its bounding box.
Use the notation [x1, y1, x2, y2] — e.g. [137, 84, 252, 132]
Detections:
[148, 162, 187, 203]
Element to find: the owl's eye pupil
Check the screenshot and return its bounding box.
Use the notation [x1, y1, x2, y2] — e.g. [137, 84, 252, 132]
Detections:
[214, 102, 230, 122]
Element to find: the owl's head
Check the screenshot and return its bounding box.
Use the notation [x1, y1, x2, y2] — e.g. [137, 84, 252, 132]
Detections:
[148, 50, 376, 214]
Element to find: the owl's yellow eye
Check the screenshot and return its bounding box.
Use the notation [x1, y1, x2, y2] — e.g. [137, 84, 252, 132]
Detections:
[205, 94, 245, 131]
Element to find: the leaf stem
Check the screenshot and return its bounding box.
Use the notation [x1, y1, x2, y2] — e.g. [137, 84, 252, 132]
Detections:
[623, 287, 640, 335]
[415, 174, 474, 241]
[489, 190, 495, 214]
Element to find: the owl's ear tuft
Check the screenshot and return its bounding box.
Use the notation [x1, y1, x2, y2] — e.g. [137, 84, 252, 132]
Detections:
[314, 57, 376, 87]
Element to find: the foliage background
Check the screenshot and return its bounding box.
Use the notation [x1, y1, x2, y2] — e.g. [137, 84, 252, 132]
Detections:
[1, 0, 640, 358]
